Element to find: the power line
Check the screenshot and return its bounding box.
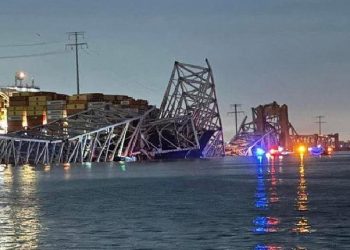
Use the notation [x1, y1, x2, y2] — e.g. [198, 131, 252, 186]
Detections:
[66, 31, 88, 95]
[0, 50, 68, 59]
[315, 115, 326, 135]
[0, 41, 62, 48]
[228, 104, 244, 135]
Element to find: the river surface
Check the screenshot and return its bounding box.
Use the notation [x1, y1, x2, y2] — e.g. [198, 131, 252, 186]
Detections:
[0, 154, 349, 249]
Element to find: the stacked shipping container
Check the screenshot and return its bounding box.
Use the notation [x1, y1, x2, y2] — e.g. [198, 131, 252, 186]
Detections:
[27, 94, 50, 128]
[8, 92, 30, 132]
[47, 100, 67, 123]
[7, 92, 66, 132]
[66, 93, 104, 115]
[6, 92, 150, 132]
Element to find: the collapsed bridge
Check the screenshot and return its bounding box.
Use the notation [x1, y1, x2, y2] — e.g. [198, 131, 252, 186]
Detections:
[227, 101, 339, 156]
[0, 59, 224, 165]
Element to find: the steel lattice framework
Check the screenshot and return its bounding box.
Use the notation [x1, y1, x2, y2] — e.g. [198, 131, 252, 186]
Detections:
[227, 102, 341, 156]
[0, 60, 224, 165]
[0, 105, 155, 165]
[159, 59, 224, 157]
[227, 102, 297, 156]
[138, 115, 200, 159]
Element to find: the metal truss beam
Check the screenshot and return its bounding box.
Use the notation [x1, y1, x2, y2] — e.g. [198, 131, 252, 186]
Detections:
[0, 105, 154, 165]
[159, 59, 224, 157]
[227, 102, 297, 156]
[138, 115, 200, 159]
[0, 60, 225, 164]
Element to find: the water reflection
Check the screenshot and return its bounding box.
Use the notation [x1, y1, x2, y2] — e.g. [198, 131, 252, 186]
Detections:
[0, 165, 41, 248]
[255, 244, 283, 250]
[292, 155, 311, 234]
[255, 163, 268, 210]
[120, 162, 126, 172]
[44, 165, 51, 172]
[253, 157, 280, 234]
[253, 156, 284, 249]
[268, 159, 279, 204]
[63, 163, 72, 180]
[253, 216, 280, 233]
[253, 154, 314, 248]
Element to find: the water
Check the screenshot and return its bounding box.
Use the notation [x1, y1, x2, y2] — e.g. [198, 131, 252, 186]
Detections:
[0, 154, 350, 249]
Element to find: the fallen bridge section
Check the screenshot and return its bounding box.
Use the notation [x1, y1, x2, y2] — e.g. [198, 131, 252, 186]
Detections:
[0, 105, 155, 165]
[227, 101, 297, 156]
[290, 133, 340, 151]
[227, 101, 339, 156]
[159, 59, 224, 158]
[0, 60, 224, 165]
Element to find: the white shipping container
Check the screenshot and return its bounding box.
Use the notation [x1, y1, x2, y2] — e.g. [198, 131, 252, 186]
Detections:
[47, 110, 65, 115]
[47, 104, 66, 110]
[7, 115, 22, 121]
[123, 108, 138, 114]
[130, 108, 139, 113]
[120, 100, 130, 105]
[47, 115, 64, 120]
[47, 100, 66, 105]
[88, 102, 106, 108]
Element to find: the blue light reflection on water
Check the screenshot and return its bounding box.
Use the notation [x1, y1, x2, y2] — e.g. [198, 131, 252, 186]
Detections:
[253, 157, 280, 242]
[0, 156, 350, 249]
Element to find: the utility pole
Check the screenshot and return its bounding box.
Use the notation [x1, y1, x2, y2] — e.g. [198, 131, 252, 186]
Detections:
[228, 104, 244, 135]
[315, 115, 326, 135]
[66, 32, 88, 95]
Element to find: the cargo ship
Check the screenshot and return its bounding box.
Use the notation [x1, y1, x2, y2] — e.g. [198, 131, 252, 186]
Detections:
[0, 72, 150, 134]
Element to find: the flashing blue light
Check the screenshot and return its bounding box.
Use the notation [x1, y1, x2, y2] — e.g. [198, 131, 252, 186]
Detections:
[310, 146, 324, 156]
[256, 148, 265, 157]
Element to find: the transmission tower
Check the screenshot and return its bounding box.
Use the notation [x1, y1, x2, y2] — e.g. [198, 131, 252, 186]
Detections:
[66, 32, 88, 95]
[315, 115, 326, 135]
[228, 104, 244, 135]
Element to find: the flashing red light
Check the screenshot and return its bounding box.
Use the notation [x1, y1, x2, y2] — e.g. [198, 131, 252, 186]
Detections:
[269, 147, 279, 156]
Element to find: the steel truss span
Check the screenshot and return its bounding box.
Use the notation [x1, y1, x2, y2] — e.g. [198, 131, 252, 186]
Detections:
[227, 101, 339, 156]
[227, 102, 297, 156]
[138, 115, 200, 159]
[0, 60, 224, 165]
[0, 105, 155, 165]
[159, 59, 224, 158]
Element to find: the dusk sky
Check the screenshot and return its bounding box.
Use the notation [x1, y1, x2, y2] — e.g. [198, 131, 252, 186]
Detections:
[0, 0, 349, 140]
